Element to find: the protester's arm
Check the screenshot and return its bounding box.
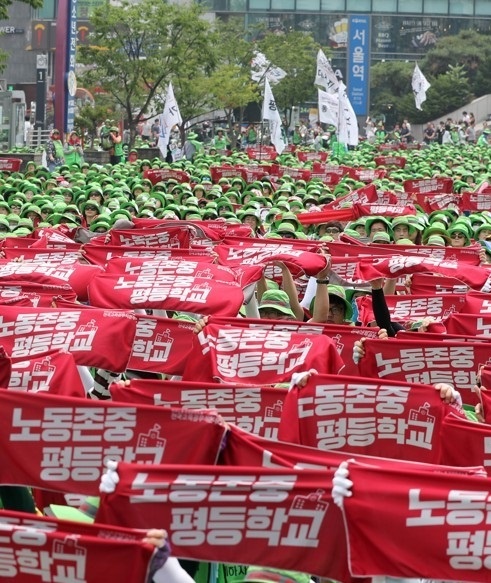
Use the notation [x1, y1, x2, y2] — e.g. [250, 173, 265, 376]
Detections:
[276, 261, 304, 321]
[256, 275, 268, 304]
[193, 315, 209, 334]
[382, 277, 397, 296]
[311, 253, 331, 323]
[371, 278, 403, 338]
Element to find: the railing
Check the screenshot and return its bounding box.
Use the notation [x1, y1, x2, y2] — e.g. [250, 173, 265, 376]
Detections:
[27, 127, 51, 148]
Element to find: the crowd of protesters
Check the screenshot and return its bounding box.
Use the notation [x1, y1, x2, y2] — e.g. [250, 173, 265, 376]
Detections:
[2, 121, 491, 583]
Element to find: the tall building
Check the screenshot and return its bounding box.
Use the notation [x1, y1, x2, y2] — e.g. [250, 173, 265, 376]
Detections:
[198, 0, 491, 73]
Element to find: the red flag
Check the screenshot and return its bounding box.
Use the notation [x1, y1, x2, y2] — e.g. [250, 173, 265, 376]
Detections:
[278, 373, 464, 463]
[461, 291, 491, 315]
[0, 509, 155, 583]
[0, 306, 137, 371]
[0, 390, 226, 495]
[182, 323, 343, 384]
[342, 460, 491, 582]
[359, 337, 491, 405]
[111, 379, 287, 440]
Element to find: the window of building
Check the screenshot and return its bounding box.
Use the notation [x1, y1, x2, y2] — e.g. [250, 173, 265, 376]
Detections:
[347, 0, 370, 10]
[296, 0, 320, 10]
[249, 0, 269, 8]
[399, 0, 423, 11]
[424, 0, 448, 13]
[449, 0, 473, 14]
[36, 0, 56, 19]
[272, 0, 294, 8]
[320, 0, 345, 10]
[476, 0, 491, 16]
[230, 0, 247, 8]
[372, 0, 397, 11]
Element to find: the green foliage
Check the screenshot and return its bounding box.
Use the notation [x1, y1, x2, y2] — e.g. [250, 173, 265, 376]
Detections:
[74, 98, 117, 148]
[79, 0, 214, 146]
[257, 32, 320, 123]
[421, 29, 491, 88]
[207, 17, 260, 131]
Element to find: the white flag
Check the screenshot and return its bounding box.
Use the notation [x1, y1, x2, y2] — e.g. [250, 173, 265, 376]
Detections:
[412, 63, 431, 111]
[338, 81, 359, 147]
[318, 88, 339, 127]
[251, 51, 287, 85]
[262, 78, 285, 155]
[158, 82, 182, 158]
[315, 49, 339, 93]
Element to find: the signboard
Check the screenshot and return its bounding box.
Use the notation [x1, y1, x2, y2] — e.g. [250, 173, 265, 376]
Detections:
[347, 14, 370, 116]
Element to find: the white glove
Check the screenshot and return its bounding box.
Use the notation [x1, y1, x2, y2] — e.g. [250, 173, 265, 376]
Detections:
[100, 459, 119, 494]
[153, 557, 196, 583]
[352, 340, 365, 365]
[332, 461, 353, 508]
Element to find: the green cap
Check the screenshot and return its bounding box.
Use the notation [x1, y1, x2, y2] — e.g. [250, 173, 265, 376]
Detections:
[258, 290, 295, 319]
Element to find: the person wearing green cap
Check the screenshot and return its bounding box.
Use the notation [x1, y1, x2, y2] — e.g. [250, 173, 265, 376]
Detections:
[258, 290, 297, 321]
[108, 126, 123, 165]
[99, 118, 114, 152]
[365, 216, 392, 242]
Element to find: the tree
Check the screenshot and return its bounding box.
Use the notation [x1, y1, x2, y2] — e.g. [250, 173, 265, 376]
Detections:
[422, 29, 491, 94]
[257, 31, 320, 125]
[207, 18, 260, 142]
[369, 60, 414, 124]
[78, 0, 214, 147]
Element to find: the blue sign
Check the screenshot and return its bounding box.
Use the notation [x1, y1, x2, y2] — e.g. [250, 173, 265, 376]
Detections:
[65, 0, 78, 132]
[347, 15, 370, 116]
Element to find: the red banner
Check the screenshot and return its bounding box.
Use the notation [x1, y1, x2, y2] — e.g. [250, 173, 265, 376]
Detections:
[0, 261, 103, 301]
[110, 379, 287, 440]
[356, 293, 465, 326]
[2, 247, 82, 264]
[143, 167, 190, 184]
[88, 273, 244, 316]
[461, 291, 491, 315]
[355, 255, 490, 290]
[104, 256, 262, 289]
[439, 412, 491, 475]
[374, 155, 406, 168]
[216, 240, 326, 277]
[444, 312, 491, 337]
[0, 509, 155, 583]
[278, 373, 463, 463]
[342, 460, 491, 582]
[8, 349, 85, 397]
[404, 177, 453, 193]
[460, 191, 491, 212]
[0, 390, 226, 495]
[127, 315, 195, 375]
[182, 323, 343, 384]
[359, 338, 491, 405]
[409, 273, 469, 295]
[96, 463, 341, 579]
[323, 184, 379, 210]
[107, 225, 193, 248]
[82, 243, 213, 266]
[0, 306, 137, 372]
[210, 316, 379, 376]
